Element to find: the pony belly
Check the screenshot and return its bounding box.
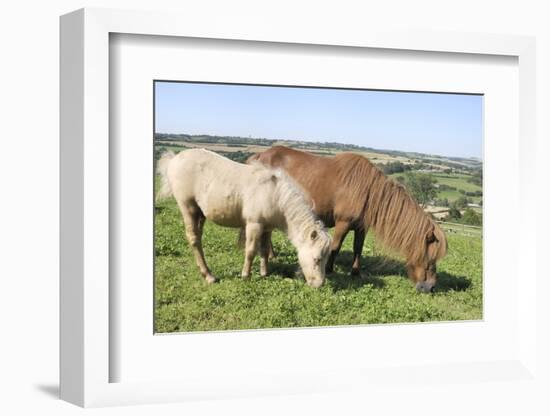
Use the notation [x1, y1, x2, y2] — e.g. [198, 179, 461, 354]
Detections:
[209, 215, 244, 228]
[200, 194, 244, 228]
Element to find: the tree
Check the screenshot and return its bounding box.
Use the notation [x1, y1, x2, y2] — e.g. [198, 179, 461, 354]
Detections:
[462, 208, 482, 226]
[403, 172, 437, 207]
[381, 161, 410, 175]
[467, 168, 483, 186]
[455, 195, 469, 209]
[446, 205, 462, 221]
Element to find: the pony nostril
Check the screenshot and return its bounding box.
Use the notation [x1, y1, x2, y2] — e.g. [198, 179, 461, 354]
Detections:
[416, 283, 433, 294]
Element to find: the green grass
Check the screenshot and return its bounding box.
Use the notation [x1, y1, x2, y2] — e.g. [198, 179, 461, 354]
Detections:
[436, 189, 481, 204]
[155, 193, 483, 333]
[432, 173, 482, 203]
[431, 173, 482, 193]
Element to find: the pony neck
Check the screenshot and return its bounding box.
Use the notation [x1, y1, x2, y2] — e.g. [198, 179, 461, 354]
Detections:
[272, 174, 316, 246]
[284, 216, 307, 247]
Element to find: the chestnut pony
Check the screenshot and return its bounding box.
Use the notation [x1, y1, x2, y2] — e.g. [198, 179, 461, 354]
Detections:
[246, 146, 447, 293]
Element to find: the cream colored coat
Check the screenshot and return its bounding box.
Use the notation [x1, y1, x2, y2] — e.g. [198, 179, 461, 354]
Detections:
[157, 149, 331, 287]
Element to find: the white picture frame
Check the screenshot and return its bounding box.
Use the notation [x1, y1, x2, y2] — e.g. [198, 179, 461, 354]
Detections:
[60, 7, 539, 408]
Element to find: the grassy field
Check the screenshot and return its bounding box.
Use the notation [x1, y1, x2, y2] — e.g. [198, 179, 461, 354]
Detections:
[431, 173, 481, 192]
[390, 172, 482, 204]
[155, 190, 483, 333]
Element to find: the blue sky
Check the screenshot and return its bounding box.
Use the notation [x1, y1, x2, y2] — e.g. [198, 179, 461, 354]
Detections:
[155, 82, 483, 158]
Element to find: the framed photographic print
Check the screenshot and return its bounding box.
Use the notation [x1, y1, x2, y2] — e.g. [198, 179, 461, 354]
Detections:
[152, 80, 483, 333]
[60, 7, 539, 408]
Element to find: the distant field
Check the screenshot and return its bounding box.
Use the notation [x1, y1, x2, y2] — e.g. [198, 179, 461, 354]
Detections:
[436, 190, 481, 204]
[158, 141, 416, 164]
[157, 140, 271, 154]
[352, 151, 411, 164]
[155, 141, 482, 205]
[438, 221, 482, 238]
[432, 173, 482, 193]
[389, 172, 482, 204]
[433, 173, 482, 203]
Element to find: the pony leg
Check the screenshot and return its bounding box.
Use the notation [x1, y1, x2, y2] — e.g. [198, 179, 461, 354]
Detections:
[241, 223, 262, 279]
[351, 227, 366, 276]
[326, 220, 351, 274]
[179, 202, 216, 284]
[259, 231, 272, 277]
[268, 239, 276, 259]
[238, 227, 275, 257]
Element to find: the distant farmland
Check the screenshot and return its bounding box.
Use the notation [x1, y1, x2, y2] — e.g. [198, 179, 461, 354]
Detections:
[155, 133, 483, 210]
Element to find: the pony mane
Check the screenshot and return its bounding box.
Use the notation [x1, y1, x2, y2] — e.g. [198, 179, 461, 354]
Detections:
[250, 161, 330, 249]
[333, 153, 447, 265]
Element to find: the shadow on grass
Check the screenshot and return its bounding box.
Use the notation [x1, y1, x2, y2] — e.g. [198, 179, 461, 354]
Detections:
[329, 271, 385, 291]
[266, 250, 391, 291]
[336, 252, 405, 277]
[332, 251, 472, 293]
[433, 271, 471, 292]
[268, 260, 299, 278]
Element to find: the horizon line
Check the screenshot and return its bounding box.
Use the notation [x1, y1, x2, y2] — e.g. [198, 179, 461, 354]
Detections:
[154, 131, 483, 161]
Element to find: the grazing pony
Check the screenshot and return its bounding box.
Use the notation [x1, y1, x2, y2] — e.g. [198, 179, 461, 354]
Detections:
[247, 146, 447, 293]
[156, 149, 331, 288]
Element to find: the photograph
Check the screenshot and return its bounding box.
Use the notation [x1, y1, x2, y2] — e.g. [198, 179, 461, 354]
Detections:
[153, 81, 483, 333]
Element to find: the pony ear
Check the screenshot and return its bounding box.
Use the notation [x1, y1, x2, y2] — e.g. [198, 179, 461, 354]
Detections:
[310, 230, 318, 241]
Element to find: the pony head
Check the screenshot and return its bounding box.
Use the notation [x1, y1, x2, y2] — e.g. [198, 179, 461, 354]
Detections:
[295, 221, 331, 288]
[270, 167, 332, 288]
[406, 222, 448, 293]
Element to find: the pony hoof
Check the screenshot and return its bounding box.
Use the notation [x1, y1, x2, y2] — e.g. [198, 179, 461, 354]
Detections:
[205, 275, 217, 284]
[350, 268, 361, 277]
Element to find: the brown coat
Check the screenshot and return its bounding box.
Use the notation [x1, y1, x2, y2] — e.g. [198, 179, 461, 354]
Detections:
[248, 146, 447, 292]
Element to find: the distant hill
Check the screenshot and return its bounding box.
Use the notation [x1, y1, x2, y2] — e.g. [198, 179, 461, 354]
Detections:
[154, 133, 482, 172]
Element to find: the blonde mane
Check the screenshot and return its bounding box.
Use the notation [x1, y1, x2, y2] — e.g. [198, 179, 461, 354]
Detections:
[248, 161, 331, 249]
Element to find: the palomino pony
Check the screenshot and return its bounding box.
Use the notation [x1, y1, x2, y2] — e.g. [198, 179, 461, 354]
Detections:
[247, 146, 448, 293]
[156, 149, 331, 287]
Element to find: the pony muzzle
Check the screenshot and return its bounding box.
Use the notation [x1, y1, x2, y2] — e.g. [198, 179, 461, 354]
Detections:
[415, 281, 435, 293]
[306, 277, 325, 288]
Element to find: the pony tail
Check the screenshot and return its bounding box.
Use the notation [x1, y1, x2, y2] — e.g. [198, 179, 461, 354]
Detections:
[156, 151, 176, 201]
